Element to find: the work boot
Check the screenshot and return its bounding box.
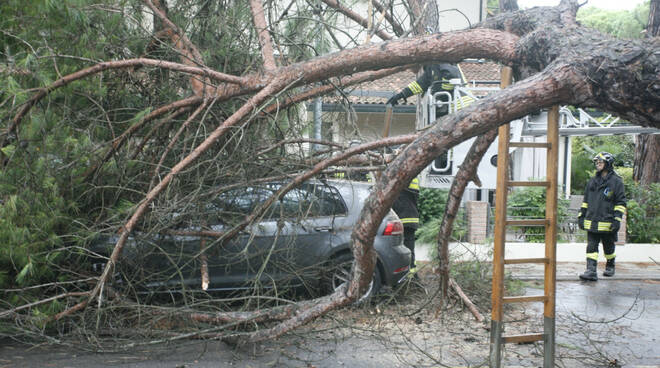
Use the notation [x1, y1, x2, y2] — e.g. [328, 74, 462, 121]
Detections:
[579, 258, 598, 281]
[603, 258, 615, 277]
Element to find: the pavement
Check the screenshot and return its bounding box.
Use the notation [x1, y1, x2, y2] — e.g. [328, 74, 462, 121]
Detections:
[416, 242, 660, 281]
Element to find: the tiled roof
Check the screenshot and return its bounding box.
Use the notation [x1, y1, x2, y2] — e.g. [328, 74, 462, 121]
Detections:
[328, 61, 501, 105]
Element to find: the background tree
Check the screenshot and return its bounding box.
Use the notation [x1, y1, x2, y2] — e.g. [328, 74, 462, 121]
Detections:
[634, 0, 660, 185]
[571, 135, 635, 194]
[574, 0, 660, 186]
[576, 2, 649, 39]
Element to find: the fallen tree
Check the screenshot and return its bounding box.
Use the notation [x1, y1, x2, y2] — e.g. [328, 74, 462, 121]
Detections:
[2, 0, 658, 344]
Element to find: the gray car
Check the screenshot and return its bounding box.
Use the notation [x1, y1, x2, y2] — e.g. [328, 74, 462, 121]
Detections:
[91, 179, 411, 299]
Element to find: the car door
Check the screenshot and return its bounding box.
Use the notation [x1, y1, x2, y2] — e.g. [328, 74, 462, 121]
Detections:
[205, 183, 346, 292]
[264, 183, 347, 287]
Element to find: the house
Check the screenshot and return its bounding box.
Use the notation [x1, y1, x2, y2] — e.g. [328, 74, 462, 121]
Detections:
[304, 0, 658, 205]
[310, 59, 578, 205]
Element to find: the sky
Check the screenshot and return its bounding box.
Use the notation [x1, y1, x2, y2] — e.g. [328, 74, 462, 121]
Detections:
[517, 0, 647, 10]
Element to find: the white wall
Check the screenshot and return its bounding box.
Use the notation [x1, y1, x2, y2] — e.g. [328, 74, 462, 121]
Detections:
[326, 0, 486, 47]
[437, 0, 487, 31]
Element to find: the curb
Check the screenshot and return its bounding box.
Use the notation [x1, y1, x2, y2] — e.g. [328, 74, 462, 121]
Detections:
[512, 274, 660, 281]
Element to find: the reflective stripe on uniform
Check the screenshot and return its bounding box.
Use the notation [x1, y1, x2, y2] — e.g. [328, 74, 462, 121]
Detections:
[581, 202, 588, 209]
[584, 219, 592, 229]
[455, 95, 475, 110]
[400, 218, 419, 224]
[597, 221, 612, 232]
[586, 252, 599, 261]
[408, 81, 424, 95]
[614, 205, 626, 213]
[605, 253, 616, 260]
[441, 80, 453, 90]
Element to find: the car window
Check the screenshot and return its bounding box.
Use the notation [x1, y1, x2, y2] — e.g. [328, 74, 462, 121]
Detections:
[307, 183, 347, 217]
[212, 187, 272, 225]
[212, 183, 347, 223]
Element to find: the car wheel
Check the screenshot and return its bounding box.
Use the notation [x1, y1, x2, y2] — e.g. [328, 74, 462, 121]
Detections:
[326, 253, 382, 303]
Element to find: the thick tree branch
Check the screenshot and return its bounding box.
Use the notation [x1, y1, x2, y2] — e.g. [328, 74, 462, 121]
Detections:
[244, 64, 586, 342]
[372, 0, 405, 36]
[143, 0, 214, 96]
[262, 66, 408, 114]
[437, 128, 498, 297]
[449, 278, 484, 322]
[342, 62, 586, 330]
[250, 0, 277, 70]
[320, 0, 393, 41]
[437, 66, 511, 297]
[5, 58, 245, 143]
[8, 29, 517, 145]
[143, 0, 205, 66]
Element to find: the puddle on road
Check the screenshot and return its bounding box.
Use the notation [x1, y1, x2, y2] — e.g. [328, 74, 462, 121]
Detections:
[526, 280, 660, 366]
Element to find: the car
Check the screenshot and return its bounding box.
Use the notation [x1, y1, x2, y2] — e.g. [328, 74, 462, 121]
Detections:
[90, 179, 411, 300]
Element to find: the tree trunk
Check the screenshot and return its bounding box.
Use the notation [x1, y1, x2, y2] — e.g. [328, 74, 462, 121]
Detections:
[437, 129, 498, 298]
[634, 134, 660, 184]
[633, 0, 660, 185]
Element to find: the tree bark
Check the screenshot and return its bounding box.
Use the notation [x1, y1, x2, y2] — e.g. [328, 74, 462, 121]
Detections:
[437, 129, 498, 298]
[633, 134, 660, 184]
[250, 0, 277, 70]
[633, 0, 660, 185]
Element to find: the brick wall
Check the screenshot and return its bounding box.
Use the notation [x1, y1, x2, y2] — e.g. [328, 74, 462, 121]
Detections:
[466, 201, 488, 244]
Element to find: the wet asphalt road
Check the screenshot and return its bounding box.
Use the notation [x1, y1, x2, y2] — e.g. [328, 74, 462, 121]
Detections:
[1, 279, 659, 367]
[549, 279, 660, 366]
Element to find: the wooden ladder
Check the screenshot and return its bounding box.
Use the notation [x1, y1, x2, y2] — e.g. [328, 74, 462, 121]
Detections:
[489, 67, 558, 368]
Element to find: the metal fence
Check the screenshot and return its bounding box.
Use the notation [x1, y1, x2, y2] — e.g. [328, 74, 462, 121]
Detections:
[486, 206, 586, 243]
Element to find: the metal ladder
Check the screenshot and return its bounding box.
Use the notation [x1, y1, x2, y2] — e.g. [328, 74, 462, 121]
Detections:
[489, 67, 558, 368]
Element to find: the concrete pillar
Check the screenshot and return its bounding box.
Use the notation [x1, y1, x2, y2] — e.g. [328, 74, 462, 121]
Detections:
[467, 201, 489, 244]
[616, 213, 627, 245]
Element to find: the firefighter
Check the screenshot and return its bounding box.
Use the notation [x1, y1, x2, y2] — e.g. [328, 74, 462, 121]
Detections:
[392, 177, 420, 272]
[577, 152, 627, 281]
[386, 63, 467, 117]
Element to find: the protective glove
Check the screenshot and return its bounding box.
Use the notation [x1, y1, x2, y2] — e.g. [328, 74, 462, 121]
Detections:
[610, 220, 620, 233]
[577, 216, 584, 230]
[386, 93, 402, 106]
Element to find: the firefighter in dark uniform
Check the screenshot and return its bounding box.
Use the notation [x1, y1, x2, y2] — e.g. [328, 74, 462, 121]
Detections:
[392, 177, 420, 271]
[578, 152, 627, 281]
[386, 63, 466, 117]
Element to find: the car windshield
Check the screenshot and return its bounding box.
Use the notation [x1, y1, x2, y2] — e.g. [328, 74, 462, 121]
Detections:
[212, 182, 347, 225]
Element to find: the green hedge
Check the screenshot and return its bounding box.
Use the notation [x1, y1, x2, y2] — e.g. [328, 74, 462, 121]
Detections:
[415, 188, 467, 244]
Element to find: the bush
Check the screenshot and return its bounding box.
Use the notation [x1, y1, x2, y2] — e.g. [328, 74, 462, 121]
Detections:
[626, 182, 660, 243]
[570, 135, 635, 195]
[416, 188, 467, 244]
[418, 187, 448, 225]
[416, 215, 467, 245]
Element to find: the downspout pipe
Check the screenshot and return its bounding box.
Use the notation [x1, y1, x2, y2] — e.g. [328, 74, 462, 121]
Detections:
[313, 97, 322, 151]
